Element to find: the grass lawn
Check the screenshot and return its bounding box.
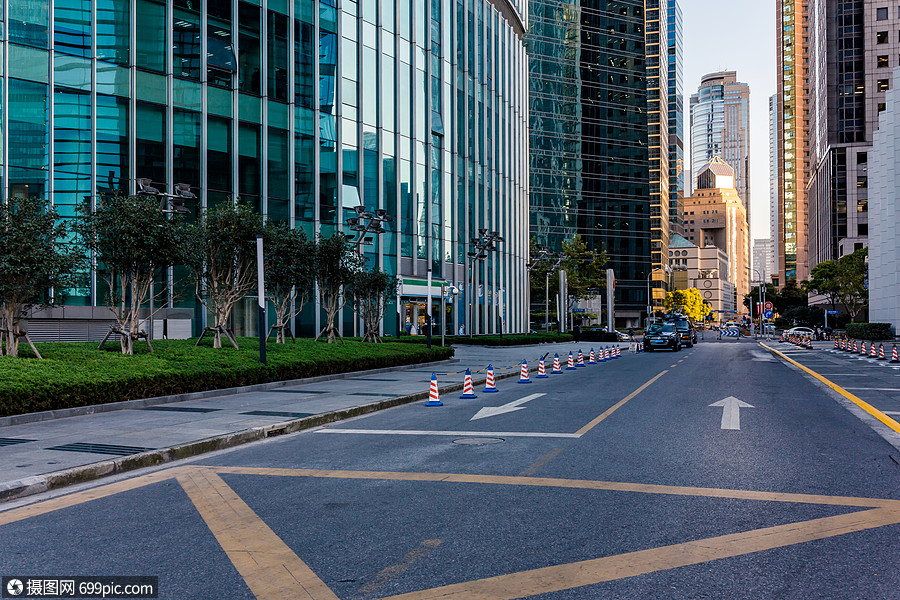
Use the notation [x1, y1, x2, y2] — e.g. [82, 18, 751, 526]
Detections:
[0, 337, 454, 417]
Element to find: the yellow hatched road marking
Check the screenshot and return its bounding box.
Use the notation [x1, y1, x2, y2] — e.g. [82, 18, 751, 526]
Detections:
[177, 468, 339, 600]
[761, 342, 900, 435]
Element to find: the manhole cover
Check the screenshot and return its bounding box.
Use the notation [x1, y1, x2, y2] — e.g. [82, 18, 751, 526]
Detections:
[452, 437, 504, 446]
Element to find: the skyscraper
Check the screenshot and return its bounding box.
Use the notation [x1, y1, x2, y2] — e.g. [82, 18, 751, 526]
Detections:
[689, 72, 751, 223]
[528, 0, 670, 326]
[668, 0, 685, 237]
[769, 93, 780, 284]
[776, 0, 811, 284]
[3, 0, 531, 338]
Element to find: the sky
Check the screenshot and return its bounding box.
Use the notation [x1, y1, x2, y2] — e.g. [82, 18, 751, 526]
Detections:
[679, 0, 776, 242]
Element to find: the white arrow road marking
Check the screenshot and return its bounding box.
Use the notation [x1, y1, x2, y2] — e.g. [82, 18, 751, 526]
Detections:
[709, 396, 755, 430]
[471, 393, 546, 421]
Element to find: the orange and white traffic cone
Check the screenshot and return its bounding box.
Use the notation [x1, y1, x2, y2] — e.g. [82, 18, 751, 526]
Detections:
[870, 343, 878, 358]
[892, 346, 899, 362]
[588, 348, 596, 364]
[484, 364, 499, 392]
[536, 357, 549, 378]
[853, 340, 858, 353]
[878, 344, 886, 360]
[425, 373, 442, 406]
[566, 351, 576, 370]
[552, 353, 563, 374]
[807, 337, 813, 349]
[577, 349, 586, 367]
[834, 340, 839, 350]
[518, 360, 532, 384]
[460, 368, 478, 399]
[860, 342, 867, 356]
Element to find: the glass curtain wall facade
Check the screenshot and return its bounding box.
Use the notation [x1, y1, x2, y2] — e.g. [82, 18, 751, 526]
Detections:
[1, 0, 530, 338]
[667, 0, 683, 237]
[528, 0, 666, 325]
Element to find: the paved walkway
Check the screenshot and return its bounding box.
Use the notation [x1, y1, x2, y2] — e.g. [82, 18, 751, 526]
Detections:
[0, 341, 619, 502]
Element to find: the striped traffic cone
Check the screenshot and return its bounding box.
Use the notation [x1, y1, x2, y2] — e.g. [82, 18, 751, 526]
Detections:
[615, 345, 621, 358]
[459, 368, 478, 399]
[870, 343, 878, 358]
[834, 340, 839, 350]
[878, 344, 886, 360]
[892, 346, 899, 362]
[566, 352, 576, 370]
[807, 337, 813, 349]
[853, 340, 858, 353]
[552, 353, 563, 374]
[860, 342, 867, 356]
[536, 357, 549, 378]
[588, 348, 596, 364]
[605, 347, 611, 361]
[576, 349, 586, 367]
[425, 373, 443, 406]
[518, 360, 532, 384]
[483, 364, 499, 392]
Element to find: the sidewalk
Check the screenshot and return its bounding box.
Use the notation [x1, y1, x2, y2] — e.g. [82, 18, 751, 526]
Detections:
[0, 341, 604, 502]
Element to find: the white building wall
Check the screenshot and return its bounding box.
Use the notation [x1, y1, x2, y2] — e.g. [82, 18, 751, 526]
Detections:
[869, 67, 900, 331]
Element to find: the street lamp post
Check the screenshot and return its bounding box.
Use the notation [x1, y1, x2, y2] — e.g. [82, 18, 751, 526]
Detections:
[746, 266, 764, 339]
[645, 265, 672, 329]
[528, 247, 564, 333]
[467, 229, 503, 337]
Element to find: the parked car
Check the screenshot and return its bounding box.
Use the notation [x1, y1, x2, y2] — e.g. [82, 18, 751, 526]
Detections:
[784, 326, 814, 336]
[643, 323, 681, 352]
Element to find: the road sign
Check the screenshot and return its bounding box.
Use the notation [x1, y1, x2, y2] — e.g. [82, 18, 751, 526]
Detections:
[764, 310, 774, 319]
[764, 301, 773, 311]
[572, 308, 586, 314]
[826, 310, 839, 315]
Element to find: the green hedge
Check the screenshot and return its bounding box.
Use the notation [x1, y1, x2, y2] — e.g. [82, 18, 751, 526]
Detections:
[845, 323, 894, 341]
[369, 332, 574, 346]
[0, 338, 454, 417]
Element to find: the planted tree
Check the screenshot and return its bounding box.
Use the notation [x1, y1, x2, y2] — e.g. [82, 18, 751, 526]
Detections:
[804, 260, 842, 314]
[664, 288, 711, 322]
[263, 222, 316, 343]
[77, 195, 187, 355]
[560, 235, 608, 305]
[0, 197, 81, 357]
[185, 203, 264, 348]
[348, 268, 398, 343]
[314, 234, 362, 344]
[835, 247, 868, 322]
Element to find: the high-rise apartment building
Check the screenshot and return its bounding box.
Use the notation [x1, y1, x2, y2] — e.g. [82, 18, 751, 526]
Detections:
[668, 0, 685, 237]
[776, 0, 811, 285]
[528, 0, 672, 326]
[689, 71, 751, 223]
[2, 0, 531, 338]
[752, 238, 773, 284]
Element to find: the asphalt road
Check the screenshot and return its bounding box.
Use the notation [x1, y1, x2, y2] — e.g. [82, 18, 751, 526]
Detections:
[2, 339, 899, 600]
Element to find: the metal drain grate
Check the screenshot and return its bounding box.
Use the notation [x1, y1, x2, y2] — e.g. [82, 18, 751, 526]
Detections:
[241, 410, 314, 419]
[0, 438, 35, 448]
[47, 442, 154, 456]
[141, 406, 221, 413]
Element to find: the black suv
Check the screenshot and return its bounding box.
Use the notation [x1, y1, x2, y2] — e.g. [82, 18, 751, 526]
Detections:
[643, 323, 681, 352]
[671, 319, 697, 347]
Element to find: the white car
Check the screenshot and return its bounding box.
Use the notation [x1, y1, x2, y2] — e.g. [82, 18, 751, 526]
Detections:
[784, 326, 814, 336]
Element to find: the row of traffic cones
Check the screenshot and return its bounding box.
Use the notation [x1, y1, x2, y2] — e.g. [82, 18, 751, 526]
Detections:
[425, 346, 622, 406]
[833, 338, 899, 362]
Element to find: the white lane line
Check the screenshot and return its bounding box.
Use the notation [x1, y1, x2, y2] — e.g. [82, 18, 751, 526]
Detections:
[316, 428, 582, 438]
[885, 411, 900, 416]
[843, 388, 900, 392]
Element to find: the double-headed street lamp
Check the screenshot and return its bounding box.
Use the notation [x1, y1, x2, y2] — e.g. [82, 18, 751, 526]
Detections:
[467, 229, 503, 337]
[137, 178, 195, 214]
[346, 205, 393, 249]
[528, 246, 565, 332]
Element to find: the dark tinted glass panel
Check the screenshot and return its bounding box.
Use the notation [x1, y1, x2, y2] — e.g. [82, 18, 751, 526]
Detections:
[95, 94, 130, 196]
[208, 117, 233, 193]
[96, 0, 130, 64]
[135, 101, 167, 189]
[267, 11, 289, 101]
[174, 5, 201, 79]
[238, 2, 261, 94]
[53, 87, 91, 217]
[136, 0, 167, 72]
[295, 21, 315, 108]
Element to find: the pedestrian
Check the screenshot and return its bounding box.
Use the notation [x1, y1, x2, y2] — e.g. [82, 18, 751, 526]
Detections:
[573, 324, 581, 343]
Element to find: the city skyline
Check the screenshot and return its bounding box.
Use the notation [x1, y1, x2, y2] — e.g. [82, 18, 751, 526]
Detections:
[680, 0, 775, 243]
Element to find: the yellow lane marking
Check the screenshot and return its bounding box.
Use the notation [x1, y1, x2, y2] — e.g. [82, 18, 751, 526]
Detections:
[177, 468, 339, 600]
[357, 540, 443, 598]
[761, 342, 900, 436]
[0, 466, 191, 527]
[206, 466, 900, 509]
[575, 370, 668, 435]
[518, 448, 564, 477]
[376, 508, 900, 600]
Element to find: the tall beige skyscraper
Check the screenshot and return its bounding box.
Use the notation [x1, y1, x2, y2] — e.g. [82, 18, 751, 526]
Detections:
[776, 0, 811, 285]
[690, 72, 751, 225]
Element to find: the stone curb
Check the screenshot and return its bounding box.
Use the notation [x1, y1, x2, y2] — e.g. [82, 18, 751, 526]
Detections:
[0, 365, 530, 503]
[0, 357, 459, 428]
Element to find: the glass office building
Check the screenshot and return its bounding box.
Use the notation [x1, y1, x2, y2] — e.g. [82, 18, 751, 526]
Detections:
[528, 0, 669, 326]
[0, 0, 529, 338]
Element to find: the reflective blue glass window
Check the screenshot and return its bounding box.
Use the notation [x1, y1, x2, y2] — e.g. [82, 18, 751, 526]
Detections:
[239, 122, 261, 210]
[239, 2, 262, 94]
[136, 0, 167, 73]
[208, 116, 233, 195]
[362, 47, 377, 126]
[319, 30, 337, 112]
[10, 2, 49, 48]
[173, 109, 201, 207]
[54, 0, 91, 58]
[173, 3, 201, 79]
[295, 128, 315, 225]
[382, 56, 395, 131]
[95, 94, 130, 196]
[267, 11, 289, 101]
[295, 20, 315, 108]
[399, 159, 413, 257]
[96, 0, 130, 65]
[53, 87, 91, 217]
[135, 101, 166, 188]
[208, 0, 235, 87]
[8, 78, 49, 173]
[268, 126, 290, 203]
